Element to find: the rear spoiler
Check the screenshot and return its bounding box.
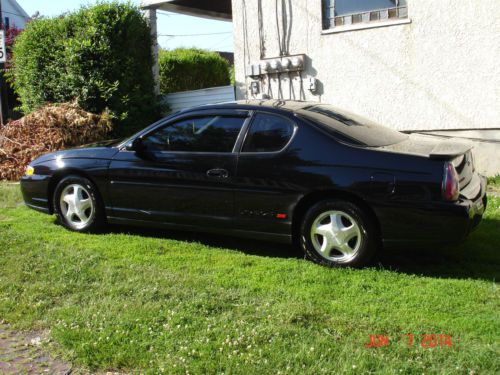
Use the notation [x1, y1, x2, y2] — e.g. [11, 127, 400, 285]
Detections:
[429, 138, 473, 159]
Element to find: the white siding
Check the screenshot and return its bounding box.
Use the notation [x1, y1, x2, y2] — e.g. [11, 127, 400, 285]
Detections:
[1, 0, 30, 29]
[230, 0, 500, 175]
[163, 86, 236, 113]
[232, 0, 500, 132]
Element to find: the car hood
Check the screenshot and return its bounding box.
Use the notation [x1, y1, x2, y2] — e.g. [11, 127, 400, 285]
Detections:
[31, 140, 123, 165]
[372, 134, 473, 159]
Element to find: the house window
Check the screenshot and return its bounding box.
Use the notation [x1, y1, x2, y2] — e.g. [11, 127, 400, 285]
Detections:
[323, 0, 408, 30]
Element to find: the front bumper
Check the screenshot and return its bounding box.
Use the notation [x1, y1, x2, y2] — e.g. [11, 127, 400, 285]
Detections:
[20, 175, 51, 214]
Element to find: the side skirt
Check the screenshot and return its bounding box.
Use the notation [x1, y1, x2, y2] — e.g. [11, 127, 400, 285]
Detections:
[107, 216, 292, 244]
[25, 203, 50, 214]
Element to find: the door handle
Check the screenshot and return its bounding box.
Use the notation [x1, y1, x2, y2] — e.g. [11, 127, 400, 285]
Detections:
[207, 168, 229, 178]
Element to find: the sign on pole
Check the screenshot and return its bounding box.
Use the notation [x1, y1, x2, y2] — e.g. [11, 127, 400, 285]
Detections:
[0, 30, 6, 63]
[0, 30, 5, 125]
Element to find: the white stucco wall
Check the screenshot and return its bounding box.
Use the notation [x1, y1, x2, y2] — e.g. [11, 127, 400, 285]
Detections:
[232, 0, 500, 133]
[1, 0, 29, 29]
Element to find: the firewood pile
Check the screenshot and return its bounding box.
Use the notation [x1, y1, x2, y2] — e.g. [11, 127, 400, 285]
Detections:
[0, 102, 112, 181]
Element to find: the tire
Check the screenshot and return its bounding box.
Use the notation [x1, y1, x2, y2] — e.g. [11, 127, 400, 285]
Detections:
[299, 199, 377, 267]
[53, 175, 105, 233]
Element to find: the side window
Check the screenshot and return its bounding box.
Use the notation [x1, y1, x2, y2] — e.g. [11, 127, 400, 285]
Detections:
[142, 116, 246, 153]
[242, 113, 295, 153]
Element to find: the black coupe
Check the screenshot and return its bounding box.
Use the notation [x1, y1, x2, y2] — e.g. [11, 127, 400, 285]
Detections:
[21, 101, 487, 267]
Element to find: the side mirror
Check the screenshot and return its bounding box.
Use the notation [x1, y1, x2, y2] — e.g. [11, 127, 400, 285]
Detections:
[126, 137, 155, 160]
[125, 137, 144, 152]
[124, 141, 134, 151]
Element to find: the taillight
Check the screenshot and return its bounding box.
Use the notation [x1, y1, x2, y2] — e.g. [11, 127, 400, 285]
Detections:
[442, 162, 460, 201]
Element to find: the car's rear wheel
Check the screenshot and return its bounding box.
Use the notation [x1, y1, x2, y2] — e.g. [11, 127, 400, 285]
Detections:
[53, 175, 105, 232]
[300, 199, 377, 267]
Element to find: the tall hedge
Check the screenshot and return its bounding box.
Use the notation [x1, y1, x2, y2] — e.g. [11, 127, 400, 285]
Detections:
[159, 48, 230, 94]
[9, 2, 161, 136]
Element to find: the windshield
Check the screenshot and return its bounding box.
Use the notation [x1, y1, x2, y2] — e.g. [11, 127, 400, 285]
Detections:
[297, 104, 408, 147]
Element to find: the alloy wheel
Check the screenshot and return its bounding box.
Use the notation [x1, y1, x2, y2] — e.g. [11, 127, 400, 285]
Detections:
[310, 210, 363, 262]
[59, 184, 95, 230]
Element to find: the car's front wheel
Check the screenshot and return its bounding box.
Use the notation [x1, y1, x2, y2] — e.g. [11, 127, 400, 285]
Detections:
[53, 175, 105, 232]
[300, 199, 377, 267]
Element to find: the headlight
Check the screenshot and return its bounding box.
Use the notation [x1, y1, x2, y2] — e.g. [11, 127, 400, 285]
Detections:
[25, 166, 34, 176]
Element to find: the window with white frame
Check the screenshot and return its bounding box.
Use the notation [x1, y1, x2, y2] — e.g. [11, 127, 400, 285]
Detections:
[323, 0, 408, 30]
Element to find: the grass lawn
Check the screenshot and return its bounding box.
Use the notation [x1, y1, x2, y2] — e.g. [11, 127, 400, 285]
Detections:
[0, 182, 499, 374]
[488, 176, 500, 194]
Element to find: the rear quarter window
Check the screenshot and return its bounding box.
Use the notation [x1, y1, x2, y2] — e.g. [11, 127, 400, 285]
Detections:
[242, 113, 294, 153]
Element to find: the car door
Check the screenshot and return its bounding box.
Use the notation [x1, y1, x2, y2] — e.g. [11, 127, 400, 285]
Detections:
[234, 112, 298, 236]
[108, 110, 250, 228]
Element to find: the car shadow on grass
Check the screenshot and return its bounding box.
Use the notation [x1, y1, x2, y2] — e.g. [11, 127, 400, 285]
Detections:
[377, 218, 500, 281]
[103, 218, 499, 281]
[105, 224, 303, 260]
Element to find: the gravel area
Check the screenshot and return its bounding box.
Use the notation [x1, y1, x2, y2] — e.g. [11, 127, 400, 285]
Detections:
[0, 323, 72, 374]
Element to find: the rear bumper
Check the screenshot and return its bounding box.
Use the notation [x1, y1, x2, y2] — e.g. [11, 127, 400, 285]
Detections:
[458, 175, 487, 234]
[379, 175, 487, 246]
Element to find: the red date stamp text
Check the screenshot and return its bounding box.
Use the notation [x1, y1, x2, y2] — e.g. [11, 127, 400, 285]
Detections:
[365, 334, 453, 348]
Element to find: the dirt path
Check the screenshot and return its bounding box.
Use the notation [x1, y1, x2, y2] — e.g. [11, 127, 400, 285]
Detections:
[0, 323, 72, 374]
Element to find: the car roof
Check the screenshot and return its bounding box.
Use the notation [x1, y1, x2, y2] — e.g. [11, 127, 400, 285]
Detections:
[180, 100, 317, 114]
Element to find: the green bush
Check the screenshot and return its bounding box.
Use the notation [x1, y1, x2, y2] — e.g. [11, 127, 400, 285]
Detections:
[9, 2, 161, 136]
[229, 65, 235, 86]
[159, 48, 230, 94]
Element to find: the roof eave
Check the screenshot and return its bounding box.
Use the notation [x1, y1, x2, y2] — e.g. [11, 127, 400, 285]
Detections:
[141, 0, 232, 21]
